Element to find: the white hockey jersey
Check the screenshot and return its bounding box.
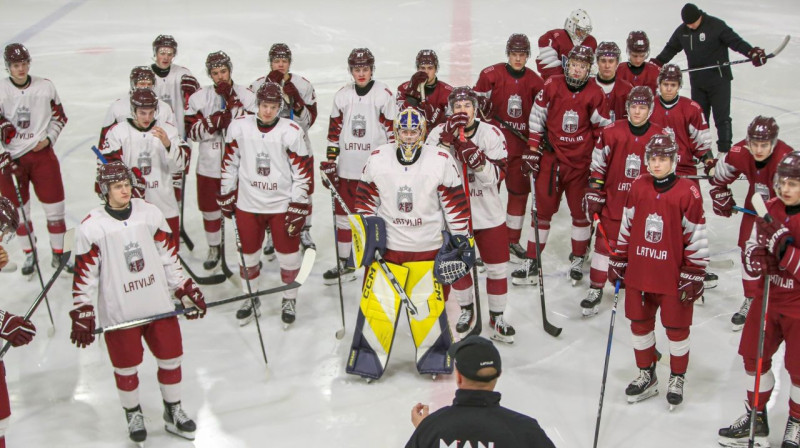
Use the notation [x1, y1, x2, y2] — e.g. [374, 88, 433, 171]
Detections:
[72, 199, 185, 327]
[426, 121, 508, 230]
[0, 75, 67, 158]
[100, 93, 175, 143]
[152, 63, 195, 138]
[250, 73, 317, 151]
[221, 115, 312, 214]
[327, 81, 396, 180]
[186, 84, 257, 178]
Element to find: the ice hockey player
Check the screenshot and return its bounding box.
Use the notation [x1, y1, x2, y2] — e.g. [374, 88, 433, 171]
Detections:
[218, 82, 313, 326]
[718, 151, 800, 448]
[607, 133, 708, 409]
[709, 116, 794, 331]
[512, 45, 610, 286]
[0, 43, 71, 276]
[322, 47, 395, 284]
[250, 43, 318, 254]
[71, 160, 207, 445]
[536, 9, 597, 80]
[0, 196, 36, 448]
[426, 86, 514, 342]
[474, 33, 544, 263]
[589, 41, 633, 122]
[616, 31, 660, 93]
[345, 107, 469, 381]
[581, 86, 664, 316]
[185, 51, 256, 270]
[397, 49, 452, 130]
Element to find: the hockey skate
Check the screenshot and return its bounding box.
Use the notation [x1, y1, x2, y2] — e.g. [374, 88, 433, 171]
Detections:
[705, 271, 718, 289]
[322, 257, 356, 285]
[510, 258, 538, 286]
[163, 400, 196, 441]
[784, 416, 800, 448]
[489, 312, 515, 344]
[731, 297, 753, 332]
[455, 304, 475, 334]
[508, 243, 526, 263]
[124, 405, 147, 446]
[262, 231, 276, 261]
[300, 226, 316, 252]
[625, 364, 658, 403]
[281, 298, 296, 327]
[203, 245, 221, 270]
[236, 298, 261, 326]
[718, 401, 769, 447]
[568, 253, 585, 286]
[52, 250, 74, 275]
[666, 373, 685, 410]
[580, 287, 603, 317]
[21, 251, 34, 277]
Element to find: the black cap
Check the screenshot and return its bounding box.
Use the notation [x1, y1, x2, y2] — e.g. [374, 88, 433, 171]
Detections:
[681, 3, 703, 24]
[448, 335, 501, 382]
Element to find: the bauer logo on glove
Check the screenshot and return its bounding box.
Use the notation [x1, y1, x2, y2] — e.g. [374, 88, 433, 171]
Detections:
[433, 231, 475, 285]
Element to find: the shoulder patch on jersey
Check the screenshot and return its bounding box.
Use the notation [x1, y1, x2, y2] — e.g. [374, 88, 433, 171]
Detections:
[81, 214, 92, 224]
[384, 88, 393, 96]
[688, 99, 703, 111]
[730, 145, 742, 153]
[690, 184, 701, 199]
[289, 122, 300, 131]
[371, 149, 380, 155]
[482, 66, 495, 74]
[438, 151, 450, 159]
[443, 84, 454, 91]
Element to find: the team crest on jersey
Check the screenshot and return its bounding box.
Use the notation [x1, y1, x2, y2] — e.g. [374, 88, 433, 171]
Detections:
[397, 186, 413, 213]
[507, 94, 523, 118]
[645, 213, 664, 244]
[15, 106, 30, 129]
[352, 114, 366, 138]
[138, 151, 152, 175]
[124, 242, 145, 273]
[754, 183, 770, 202]
[562, 110, 579, 134]
[699, 33, 706, 42]
[625, 153, 642, 178]
[256, 151, 271, 176]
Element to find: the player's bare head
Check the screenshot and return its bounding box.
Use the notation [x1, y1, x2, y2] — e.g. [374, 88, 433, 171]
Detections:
[206, 51, 232, 82]
[348, 48, 374, 86]
[747, 115, 779, 161]
[595, 41, 620, 80]
[449, 86, 478, 124]
[565, 9, 592, 45]
[394, 108, 426, 163]
[152, 35, 177, 68]
[626, 31, 650, 64]
[658, 64, 682, 101]
[645, 133, 678, 178]
[0, 197, 19, 243]
[4, 43, 30, 79]
[565, 45, 593, 88]
[269, 43, 291, 72]
[626, 86, 654, 126]
[506, 34, 530, 70]
[129, 66, 156, 91]
[97, 160, 133, 206]
[256, 82, 283, 123]
[774, 152, 800, 205]
[130, 88, 158, 127]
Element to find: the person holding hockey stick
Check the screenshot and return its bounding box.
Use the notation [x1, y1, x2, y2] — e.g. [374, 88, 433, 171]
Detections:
[709, 116, 794, 331]
[608, 133, 708, 409]
[718, 151, 800, 448]
[397, 49, 453, 132]
[344, 107, 471, 381]
[426, 86, 514, 342]
[71, 160, 206, 446]
[219, 81, 313, 326]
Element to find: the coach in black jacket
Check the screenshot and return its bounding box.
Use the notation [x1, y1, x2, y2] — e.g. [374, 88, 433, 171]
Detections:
[652, 3, 767, 153]
[405, 336, 555, 448]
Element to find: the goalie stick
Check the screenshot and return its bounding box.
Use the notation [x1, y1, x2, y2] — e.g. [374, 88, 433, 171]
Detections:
[681, 35, 790, 73]
[95, 248, 316, 334]
[530, 175, 562, 337]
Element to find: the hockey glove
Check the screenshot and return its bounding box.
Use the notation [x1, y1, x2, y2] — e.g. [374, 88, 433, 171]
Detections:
[267, 69, 284, 84]
[476, 96, 493, 121]
[757, 217, 794, 258]
[282, 81, 305, 110]
[648, 57, 664, 68]
[703, 157, 717, 176]
[521, 147, 542, 178]
[69, 305, 96, 348]
[678, 266, 705, 304]
[0, 118, 16, 145]
[743, 245, 779, 277]
[216, 189, 237, 219]
[710, 186, 735, 217]
[130, 167, 147, 199]
[433, 231, 475, 285]
[180, 74, 200, 104]
[175, 278, 206, 319]
[0, 151, 18, 176]
[607, 255, 627, 288]
[320, 160, 338, 190]
[351, 215, 386, 268]
[453, 139, 486, 170]
[749, 47, 768, 67]
[0, 309, 35, 347]
[285, 202, 311, 237]
[583, 188, 606, 221]
[441, 112, 469, 146]
[172, 172, 183, 202]
[214, 81, 235, 101]
[408, 71, 428, 91]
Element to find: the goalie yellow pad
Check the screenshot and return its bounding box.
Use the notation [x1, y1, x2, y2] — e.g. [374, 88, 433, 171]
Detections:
[348, 214, 369, 269]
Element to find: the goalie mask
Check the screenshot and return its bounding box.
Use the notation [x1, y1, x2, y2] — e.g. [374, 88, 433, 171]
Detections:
[773, 151, 800, 197]
[394, 107, 426, 163]
[565, 9, 592, 45]
[434, 232, 476, 285]
[0, 197, 19, 243]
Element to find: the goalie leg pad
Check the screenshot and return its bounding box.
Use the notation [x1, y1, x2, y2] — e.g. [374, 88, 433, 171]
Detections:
[404, 261, 454, 375]
[348, 214, 386, 269]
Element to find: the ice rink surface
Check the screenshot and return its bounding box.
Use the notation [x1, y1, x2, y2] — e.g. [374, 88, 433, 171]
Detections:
[1, 0, 800, 446]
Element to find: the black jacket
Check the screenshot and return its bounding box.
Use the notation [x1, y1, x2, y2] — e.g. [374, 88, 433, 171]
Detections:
[405, 389, 556, 448]
[655, 13, 753, 87]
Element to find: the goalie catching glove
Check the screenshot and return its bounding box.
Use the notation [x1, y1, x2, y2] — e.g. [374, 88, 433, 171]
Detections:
[433, 231, 475, 285]
[348, 214, 386, 269]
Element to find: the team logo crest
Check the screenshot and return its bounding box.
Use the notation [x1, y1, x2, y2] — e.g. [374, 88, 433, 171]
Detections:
[625, 153, 642, 178]
[645, 213, 664, 244]
[137, 151, 152, 175]
[124, 242, 145, 273]
[397, 185, 413, 213]
[256, 151, 271, 176]
[754, 183, 770, 202]
[352, 114, 366, 138]
[16, 106, 30, 129]
[562, 110, 579, 134]
[507, 94, 523, 118]
[699, 33, 706, 42]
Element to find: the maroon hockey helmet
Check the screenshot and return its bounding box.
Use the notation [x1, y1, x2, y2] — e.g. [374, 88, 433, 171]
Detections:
[595, 41, 621, 62]
[97, 160, 134, 196]
[4, 43, 30, 69]
[645, 133, 678, 175]
[152, 35, 178, 57]
[448, 86, 479, 111]
[206, 51, 232, 76]
[348, 48, 375, 71]
[0, 196, 19, 241]
[564, 45, 594, 88]
[129, 66, 156, 91]
[627, 31, 650, 56]
[257, 81, 283, 105]
[774, 151, 800, 196]
[626, 86, 655, 117]
[130, 88, 159, 116]
[269, 43, 292, 63]
[657, 63, 683, 88]
[506, 33, 531, 57]
[415, 49, 438, 69]
[747, 115, 779, 145]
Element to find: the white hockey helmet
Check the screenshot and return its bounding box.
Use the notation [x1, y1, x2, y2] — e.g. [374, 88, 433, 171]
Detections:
[565, 9, 592, 45]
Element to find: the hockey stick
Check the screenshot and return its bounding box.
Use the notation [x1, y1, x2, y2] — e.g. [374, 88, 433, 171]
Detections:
[592, 279, 622, 448]
[734, 206, 756, 216]
[680, 174, 746, 181]
[178, 171, 195, 251]
[328, 188, 346, 340]
[11, 175, 55, 332]
[231, 214, 268, 367]
[457, 128, 482, 337]
[94, 248, 316, 334]
[681, 35, 790, 74]
[529, 175, 562, 337]
[0, 228, 74, 358]
[492, 115, 528, 144]
[178, 254, 227, 285]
